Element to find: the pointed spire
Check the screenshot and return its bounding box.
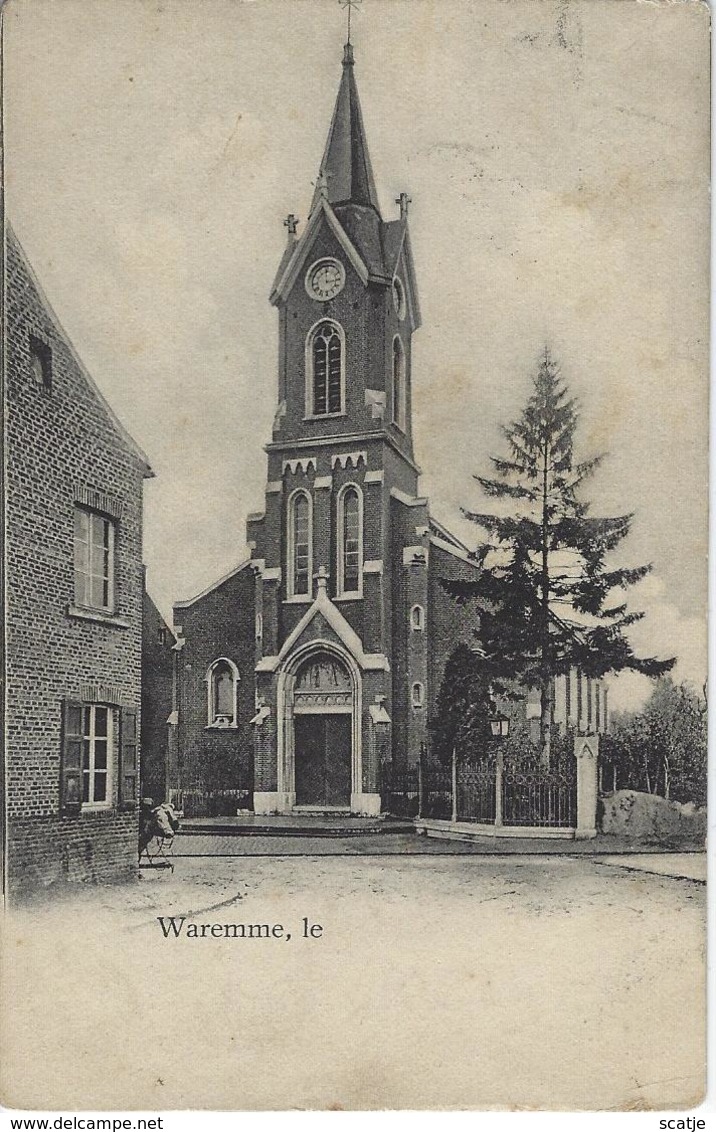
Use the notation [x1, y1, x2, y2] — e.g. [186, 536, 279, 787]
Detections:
[310, 44, 381, 216]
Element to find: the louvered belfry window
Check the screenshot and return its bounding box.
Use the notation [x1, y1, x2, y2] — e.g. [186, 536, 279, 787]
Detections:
[312, 322, 342, 415]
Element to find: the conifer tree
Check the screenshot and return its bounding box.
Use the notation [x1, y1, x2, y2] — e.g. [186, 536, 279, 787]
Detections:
[445, 348, 675, 763]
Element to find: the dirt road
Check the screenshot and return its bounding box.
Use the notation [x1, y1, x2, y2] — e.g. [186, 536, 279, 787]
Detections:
[1, 853, 705, 1112]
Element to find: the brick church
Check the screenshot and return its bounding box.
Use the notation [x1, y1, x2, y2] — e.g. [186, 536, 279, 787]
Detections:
[171, 41, 487, 817]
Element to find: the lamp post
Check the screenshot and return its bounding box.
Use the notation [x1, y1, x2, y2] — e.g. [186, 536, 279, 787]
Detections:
[489, 711, 511, 740]
[488, 706, 510, 829]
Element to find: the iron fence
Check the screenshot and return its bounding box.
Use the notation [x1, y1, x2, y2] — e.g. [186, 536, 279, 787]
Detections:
[501, 768, 576, 827]
[382, 767, 419, 817]
[456, 762, 497, 824]
[421, 767, 452, 820]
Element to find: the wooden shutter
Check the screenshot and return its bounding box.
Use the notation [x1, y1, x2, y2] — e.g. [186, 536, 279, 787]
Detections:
[119, 707, 138, 811]
[61, 700, 84, 814]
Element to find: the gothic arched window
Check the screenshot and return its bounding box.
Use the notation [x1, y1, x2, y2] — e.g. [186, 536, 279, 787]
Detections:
[288, 490, 313, 599]
[392, 335, 406, 431]
[207, 658, 239, 728]
[307, 320, 344, 417]
[337, 484, 363, 597]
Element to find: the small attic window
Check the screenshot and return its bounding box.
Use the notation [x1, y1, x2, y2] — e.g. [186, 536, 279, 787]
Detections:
[29, 335, 52, 391]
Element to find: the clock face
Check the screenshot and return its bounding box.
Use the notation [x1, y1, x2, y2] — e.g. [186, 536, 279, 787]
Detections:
[306, 258, 345, 301]
[393, 276, 406, 319]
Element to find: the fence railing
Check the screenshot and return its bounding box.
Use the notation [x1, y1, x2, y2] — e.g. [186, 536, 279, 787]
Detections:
[457, 763, 497, 824]
[384, 753, 577, 829]
[502, 768, 576, 828]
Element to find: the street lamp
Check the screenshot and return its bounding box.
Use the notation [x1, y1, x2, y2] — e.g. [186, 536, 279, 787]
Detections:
[489, 710, 510, 740]
[488, 706, 510, 831]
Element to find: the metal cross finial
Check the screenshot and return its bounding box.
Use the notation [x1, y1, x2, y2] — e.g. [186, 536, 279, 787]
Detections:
[339, 0, 363, 45]
[396, 192, 412, 221]
[284, 213, 299, 237]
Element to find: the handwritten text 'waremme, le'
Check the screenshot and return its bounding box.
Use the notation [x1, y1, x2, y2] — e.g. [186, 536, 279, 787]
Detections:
[157, 917, 324, 941]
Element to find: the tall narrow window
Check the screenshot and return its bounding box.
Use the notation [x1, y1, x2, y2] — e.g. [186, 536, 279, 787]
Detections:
[392, 336, 406, 431]
[81, 704, 112, 807]
[338, 485, 363, 597]
[288, 491, 312, 598]
[74, 507, 115, 611]
[308, 321, 343, 416]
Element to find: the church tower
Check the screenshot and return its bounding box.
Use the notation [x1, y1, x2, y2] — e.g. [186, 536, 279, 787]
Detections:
[247, 40, 429, 816]
[172, 35, 481, 820]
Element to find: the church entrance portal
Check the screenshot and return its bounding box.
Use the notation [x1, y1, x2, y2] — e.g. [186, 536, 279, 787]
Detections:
[294, 715, 352, 806]
[291, 652, 353, 810]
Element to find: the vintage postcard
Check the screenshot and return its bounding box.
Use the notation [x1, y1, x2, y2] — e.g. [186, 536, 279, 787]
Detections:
[0, 0, 708, 1114]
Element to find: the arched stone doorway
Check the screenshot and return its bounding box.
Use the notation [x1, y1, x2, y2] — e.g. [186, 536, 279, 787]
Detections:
[277, 643, 361, 811]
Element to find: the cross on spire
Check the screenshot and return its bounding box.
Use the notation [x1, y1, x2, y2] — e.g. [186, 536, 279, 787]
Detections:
[339, 0, 363, 46]
[396, 192, 412, 221]
[283, 213, 299, 237]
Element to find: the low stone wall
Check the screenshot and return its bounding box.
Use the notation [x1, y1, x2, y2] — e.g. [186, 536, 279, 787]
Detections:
[599, 790, 706, 846]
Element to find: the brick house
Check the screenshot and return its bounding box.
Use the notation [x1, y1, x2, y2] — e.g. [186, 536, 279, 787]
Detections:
[3, 225, 153, 895]
[171, 43, 486, 817]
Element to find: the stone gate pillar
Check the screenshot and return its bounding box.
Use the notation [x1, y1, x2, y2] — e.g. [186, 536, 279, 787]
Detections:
[574, 734, 599, 840]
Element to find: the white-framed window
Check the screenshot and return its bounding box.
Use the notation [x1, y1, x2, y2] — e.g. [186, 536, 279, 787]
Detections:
[410, 604, 424, 631]
[74, 507, 116, 612]
[337, 483, 363, 597]
[287, 489, 313, 599]
[61, 701, 136, 814]
[80, 704, 113, 808]
[306, 319, 345, 417]
[411, 682, 425, 709]
[392, 335, 406, 431]
[206, 658, 240, 728]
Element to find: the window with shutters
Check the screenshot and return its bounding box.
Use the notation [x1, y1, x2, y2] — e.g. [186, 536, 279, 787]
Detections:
[287, 490, 313, 599]
[206, 658, 240, 728]
[337, 484, 363, 597]
[306, 320, 344, 417]
[74, 507, 116, 612]
[61, 702, 113, 812]
[61, 701, 137, 813]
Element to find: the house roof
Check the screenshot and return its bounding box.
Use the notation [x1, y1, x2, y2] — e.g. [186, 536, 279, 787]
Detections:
[7, 223, 154, 478]
[173, 558, 252, 610]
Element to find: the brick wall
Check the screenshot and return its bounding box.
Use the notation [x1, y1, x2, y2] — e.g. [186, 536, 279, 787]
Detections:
[173, 565, 256, 815]
[427, 543, 483, 724]
[5, 229, 149, 894]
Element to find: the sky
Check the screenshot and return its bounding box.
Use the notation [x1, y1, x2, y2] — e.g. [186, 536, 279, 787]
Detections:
[5, 0, 709, 710]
